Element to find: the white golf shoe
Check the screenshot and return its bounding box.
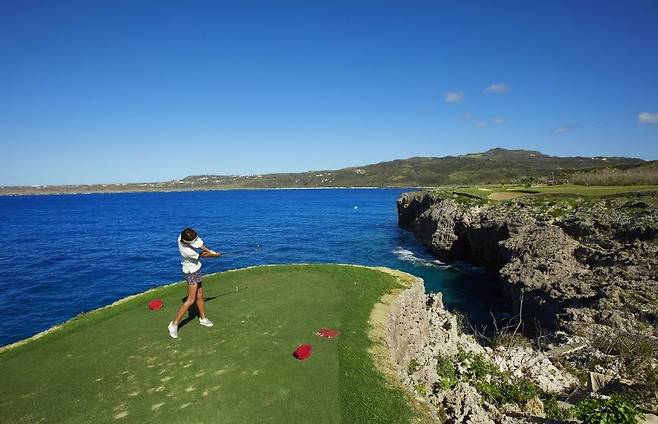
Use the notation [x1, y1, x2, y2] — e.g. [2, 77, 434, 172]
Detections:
[168, 321, 179, 338]
[199, 317, 214, 327]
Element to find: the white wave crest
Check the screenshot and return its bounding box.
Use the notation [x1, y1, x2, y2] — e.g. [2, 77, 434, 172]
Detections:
[392, 247, 449, 269]
[392, 247, 485, 273]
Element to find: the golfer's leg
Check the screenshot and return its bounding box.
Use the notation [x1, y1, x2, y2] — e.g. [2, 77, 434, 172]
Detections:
[195, 286, 206, 320]
[173, 284, 198, 325]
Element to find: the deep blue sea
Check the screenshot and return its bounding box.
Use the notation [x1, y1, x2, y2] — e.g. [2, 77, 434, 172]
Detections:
[0, 189, 503, 346]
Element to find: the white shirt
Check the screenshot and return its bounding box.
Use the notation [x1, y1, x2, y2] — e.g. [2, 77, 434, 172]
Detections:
[178, 235, 204, 273]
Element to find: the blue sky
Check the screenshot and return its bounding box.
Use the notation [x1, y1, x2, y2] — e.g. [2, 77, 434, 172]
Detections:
[1, 1, 657, 185]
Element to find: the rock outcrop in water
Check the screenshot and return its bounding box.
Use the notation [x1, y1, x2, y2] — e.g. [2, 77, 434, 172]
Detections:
[397, 190, 658, 339]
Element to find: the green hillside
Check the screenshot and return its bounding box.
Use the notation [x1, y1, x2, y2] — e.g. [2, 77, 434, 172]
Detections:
[0, 148, 649, 195]
[181, 148, 644, 187]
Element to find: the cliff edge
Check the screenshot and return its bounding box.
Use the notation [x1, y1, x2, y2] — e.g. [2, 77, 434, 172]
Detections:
[397, 190, 658, 338]
[397, 189, 658, 413]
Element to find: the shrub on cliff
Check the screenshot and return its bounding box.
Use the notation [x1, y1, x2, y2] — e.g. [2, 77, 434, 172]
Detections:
[574, 397, 641, 424]
[434, 348, 540, 407]
[434, 353, 458, 390]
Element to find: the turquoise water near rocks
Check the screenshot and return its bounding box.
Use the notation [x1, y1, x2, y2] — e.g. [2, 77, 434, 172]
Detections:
[0, 189, 503, 346]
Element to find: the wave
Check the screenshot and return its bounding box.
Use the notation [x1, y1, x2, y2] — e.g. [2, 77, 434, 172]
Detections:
[392, 247, 485, 273]
[392, 247, 450, 269]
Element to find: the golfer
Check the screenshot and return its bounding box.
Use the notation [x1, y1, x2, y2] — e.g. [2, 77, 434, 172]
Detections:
[168, 228, 220, 339]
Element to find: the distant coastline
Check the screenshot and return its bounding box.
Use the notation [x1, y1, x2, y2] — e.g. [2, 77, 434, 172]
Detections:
[0, 185, 403, 197]
[3, 148, 653, 196]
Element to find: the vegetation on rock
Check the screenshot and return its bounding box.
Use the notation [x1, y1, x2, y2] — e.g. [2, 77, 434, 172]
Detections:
[574, 397, 641, 424]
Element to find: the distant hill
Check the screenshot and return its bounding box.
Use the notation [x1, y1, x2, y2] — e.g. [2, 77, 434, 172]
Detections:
[180, 148, 644, 188]
[0, 148, 648, 195]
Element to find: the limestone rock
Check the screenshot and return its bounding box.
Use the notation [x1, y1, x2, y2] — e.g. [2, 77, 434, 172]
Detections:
[440, 383, 495, 424]
[588, 371, 614, 393]
[492, 346, 578, 394]
[397, 190, 658, 340]
[384, 279, 575, 423]
[522, 397, 544, 418]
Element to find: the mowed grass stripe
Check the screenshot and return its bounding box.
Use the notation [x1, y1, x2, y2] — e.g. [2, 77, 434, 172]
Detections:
[0, 264, 415, 423]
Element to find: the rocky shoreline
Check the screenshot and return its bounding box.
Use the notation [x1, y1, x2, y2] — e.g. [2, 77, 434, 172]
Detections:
[394, 189, 658, 419]
[397, 190, 657, 337]
[384, 276, 579, 422]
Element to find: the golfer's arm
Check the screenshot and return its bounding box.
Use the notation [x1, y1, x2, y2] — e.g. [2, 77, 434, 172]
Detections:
[203, 245, 222, 256]
[200, 245, 218, 254]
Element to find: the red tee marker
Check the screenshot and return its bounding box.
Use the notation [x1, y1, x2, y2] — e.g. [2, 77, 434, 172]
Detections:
[148, 299, 164, 311]
[293, 344, 312, 360]
[316, 328, 340, 339]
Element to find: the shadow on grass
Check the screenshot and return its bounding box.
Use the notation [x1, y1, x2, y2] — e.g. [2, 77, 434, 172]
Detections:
[178, 287, 248, 328]
[178, 296, 218, 328]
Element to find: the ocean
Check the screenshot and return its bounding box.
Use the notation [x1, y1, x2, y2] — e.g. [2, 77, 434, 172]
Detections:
[0, 189, 503, 346]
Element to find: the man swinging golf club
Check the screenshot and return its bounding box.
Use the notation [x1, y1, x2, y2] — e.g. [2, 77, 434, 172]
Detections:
[168, 228, 220, 339]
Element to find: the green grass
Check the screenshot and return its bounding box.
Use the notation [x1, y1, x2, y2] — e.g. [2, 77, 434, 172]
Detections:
[0, 264, 419, 424]
[523, 184, 658, 196]
[449, 187, 493, 198]
[447, 184, 658, 200]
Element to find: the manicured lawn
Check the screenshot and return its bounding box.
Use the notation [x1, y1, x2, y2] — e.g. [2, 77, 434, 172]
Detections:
[449, 184, 658, 200]
[526, 183, 658, 196]
[0, 265, 420, 423]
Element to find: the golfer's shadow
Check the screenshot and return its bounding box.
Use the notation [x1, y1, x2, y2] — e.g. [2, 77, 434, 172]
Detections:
[178, 296, 218, 329]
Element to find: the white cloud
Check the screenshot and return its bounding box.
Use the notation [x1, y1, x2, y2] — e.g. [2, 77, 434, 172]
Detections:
[493, 116, 505, 125]
[551, 124, 579, 135]
[475, 121, 488, 128]
[485, 83, 509, 93]
[444, 91, 464, 103]
[638, 112, 658, 124]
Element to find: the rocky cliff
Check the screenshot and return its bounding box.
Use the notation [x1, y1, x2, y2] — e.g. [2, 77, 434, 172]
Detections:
[397, 190, 658, 339]
[383, 273, 578, 422]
